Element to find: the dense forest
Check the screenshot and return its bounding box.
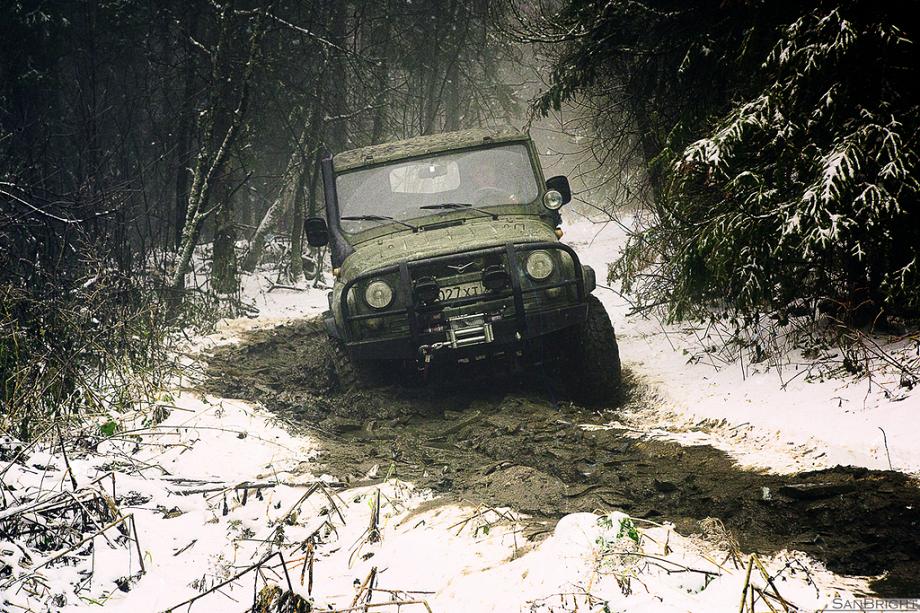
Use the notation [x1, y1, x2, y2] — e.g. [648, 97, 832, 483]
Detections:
[2, 0, 917, 434]
[1, 0, 518, 435]
[530, 0, 918, 335]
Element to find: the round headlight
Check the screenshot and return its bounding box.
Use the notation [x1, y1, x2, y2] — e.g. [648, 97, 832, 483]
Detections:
[364, 280, 394, 309]
[525, 250, 555, 280]
[543, 189, 564, 210]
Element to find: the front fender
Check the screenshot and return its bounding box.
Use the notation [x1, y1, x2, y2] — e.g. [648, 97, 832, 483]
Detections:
[581, 264, 597, 294]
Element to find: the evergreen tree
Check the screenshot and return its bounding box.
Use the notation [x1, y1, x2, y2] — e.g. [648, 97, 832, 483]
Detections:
[534, 0, 919, 330]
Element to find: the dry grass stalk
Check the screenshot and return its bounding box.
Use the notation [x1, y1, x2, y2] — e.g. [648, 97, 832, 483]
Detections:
[351, 565, 377, 608]
[348, 489, 382, 567]
[737, 553, 796, 613]
[699, 516, 743, 569]
[448, 504, 519, 537]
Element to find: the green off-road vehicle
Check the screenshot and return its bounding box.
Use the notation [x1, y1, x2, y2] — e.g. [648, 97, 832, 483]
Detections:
[305, 127, 621, 402]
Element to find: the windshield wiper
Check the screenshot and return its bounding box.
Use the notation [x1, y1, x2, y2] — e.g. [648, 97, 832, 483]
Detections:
[340, 215, 418, 232]
[418, 203, 498, 220]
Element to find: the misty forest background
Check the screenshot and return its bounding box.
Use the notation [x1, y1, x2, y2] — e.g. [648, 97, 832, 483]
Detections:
[1, 0, 917, 437]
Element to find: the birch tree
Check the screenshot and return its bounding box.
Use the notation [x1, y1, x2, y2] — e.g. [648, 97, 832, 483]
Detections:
[169, 5, 267, 296]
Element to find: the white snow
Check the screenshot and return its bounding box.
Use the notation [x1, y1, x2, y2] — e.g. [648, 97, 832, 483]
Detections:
[4, 219, 916, 611]
[564, 216, 920, 476]
[1, 388, 866, 613]
[237, 266, 331, 323]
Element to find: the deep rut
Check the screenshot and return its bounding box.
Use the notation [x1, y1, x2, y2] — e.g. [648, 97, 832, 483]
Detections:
[203, 318, 920, 596]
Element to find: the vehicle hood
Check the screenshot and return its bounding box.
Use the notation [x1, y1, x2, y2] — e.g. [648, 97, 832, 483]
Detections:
[339, 216, 556, 280]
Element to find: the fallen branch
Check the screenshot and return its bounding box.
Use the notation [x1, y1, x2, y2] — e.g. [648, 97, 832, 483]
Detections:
[171, 480, 278, 497]
[267, 283, 306, 292]
[326, 601, 433, 613]
[601, 551, 720, 577]
[163, 551, 292, 612]
[428, 411, 482, 441]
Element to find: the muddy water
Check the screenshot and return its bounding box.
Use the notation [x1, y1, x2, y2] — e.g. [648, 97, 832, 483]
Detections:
[204, 319, 920, 596]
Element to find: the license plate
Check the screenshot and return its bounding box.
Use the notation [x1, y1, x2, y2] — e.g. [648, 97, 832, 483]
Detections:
[439, 281, 484, 301]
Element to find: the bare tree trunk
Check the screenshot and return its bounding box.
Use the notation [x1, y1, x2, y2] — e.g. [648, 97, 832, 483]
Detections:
[306, 150, 325, 284]
[287, 156, 309, 282]
[211, 176, 238, 294]
[241, 138, 303, 273]
[444, 60, 461, 131]
[169, 7, 264, 297]
[173, 7, 200, 251]
[325, 1, 348, 151]
[289, 98, 326, 281]
[369, 2, 392, 144]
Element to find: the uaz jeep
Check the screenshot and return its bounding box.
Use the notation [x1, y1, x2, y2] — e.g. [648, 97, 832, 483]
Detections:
[304, 128, 621, 402]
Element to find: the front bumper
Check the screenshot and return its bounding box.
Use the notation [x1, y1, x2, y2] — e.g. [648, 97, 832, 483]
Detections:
[331, 241, 591, 361]
[347, 302, 587, 360]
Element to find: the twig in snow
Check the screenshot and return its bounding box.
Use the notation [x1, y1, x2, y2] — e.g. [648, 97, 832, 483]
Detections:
[326, 601, 433, 613]
[351, 566, 377, 607]
[56, 425, 78, 491]
[448, 504, 519, 538]
[163, 551, 292, 612]
[276, 481, 347, 528]
[0, 423, 57, 479]
[738, 556, 754, 613]
[173, 539, 198, 557]
[879, 426, 893, 470]
[174, 480, 277, 497]
[601, 551, 720, 577]
[8, 513, 144, 589]
[750, 554, 794, 612]
[267, 283, 306, 292]
[303, 540, 315, 593]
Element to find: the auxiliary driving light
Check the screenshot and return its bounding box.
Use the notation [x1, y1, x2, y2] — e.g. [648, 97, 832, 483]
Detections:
[364, 279, 394, 309]
[525, 250, 554, 280]
[414, 276, 440, 303]
[483, 265, 510, 291]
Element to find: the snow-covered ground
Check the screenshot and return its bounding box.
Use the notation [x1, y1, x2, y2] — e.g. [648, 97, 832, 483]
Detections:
[563, 218, 920, 476]
[0, 389, 864, 612]
[3, 219, 916, 611]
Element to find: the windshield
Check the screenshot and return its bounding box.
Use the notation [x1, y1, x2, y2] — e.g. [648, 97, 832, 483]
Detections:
[335, 143, 539, 233]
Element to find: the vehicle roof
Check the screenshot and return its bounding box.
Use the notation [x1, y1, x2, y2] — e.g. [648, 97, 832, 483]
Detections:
[332, 127, 529, 172]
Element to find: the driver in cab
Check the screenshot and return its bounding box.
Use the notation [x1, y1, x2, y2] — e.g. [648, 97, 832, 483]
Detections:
[467, 159, 520, 206]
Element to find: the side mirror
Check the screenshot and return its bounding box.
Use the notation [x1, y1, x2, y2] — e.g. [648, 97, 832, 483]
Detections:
[545, 175, 572, 205]
[304, 217, 329, 247]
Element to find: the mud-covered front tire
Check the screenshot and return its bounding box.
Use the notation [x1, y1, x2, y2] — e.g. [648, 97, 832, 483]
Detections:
[565, 294, 621, 404]
[327, 338, 380, 391]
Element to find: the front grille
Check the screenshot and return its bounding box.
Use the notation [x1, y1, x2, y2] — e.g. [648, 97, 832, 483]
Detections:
[340, 241, 585, 344]
[410, 252, 506, 289]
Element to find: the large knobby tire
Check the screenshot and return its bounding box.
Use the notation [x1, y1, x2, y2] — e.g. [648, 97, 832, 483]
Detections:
[327, 338, 381, 392]
[566, 294, 622, 404]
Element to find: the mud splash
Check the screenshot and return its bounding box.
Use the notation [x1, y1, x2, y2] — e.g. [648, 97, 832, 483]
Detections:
[203, 318, 920, 596]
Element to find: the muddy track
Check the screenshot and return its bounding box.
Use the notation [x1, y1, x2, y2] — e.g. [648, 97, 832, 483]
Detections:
[203, 318, 920, 596]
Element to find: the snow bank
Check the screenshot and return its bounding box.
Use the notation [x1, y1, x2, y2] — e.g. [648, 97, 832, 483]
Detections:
[565, 216, 920, 475]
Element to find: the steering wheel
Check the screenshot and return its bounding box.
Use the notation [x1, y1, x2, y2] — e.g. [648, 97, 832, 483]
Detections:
[473, 186, 515, 205]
